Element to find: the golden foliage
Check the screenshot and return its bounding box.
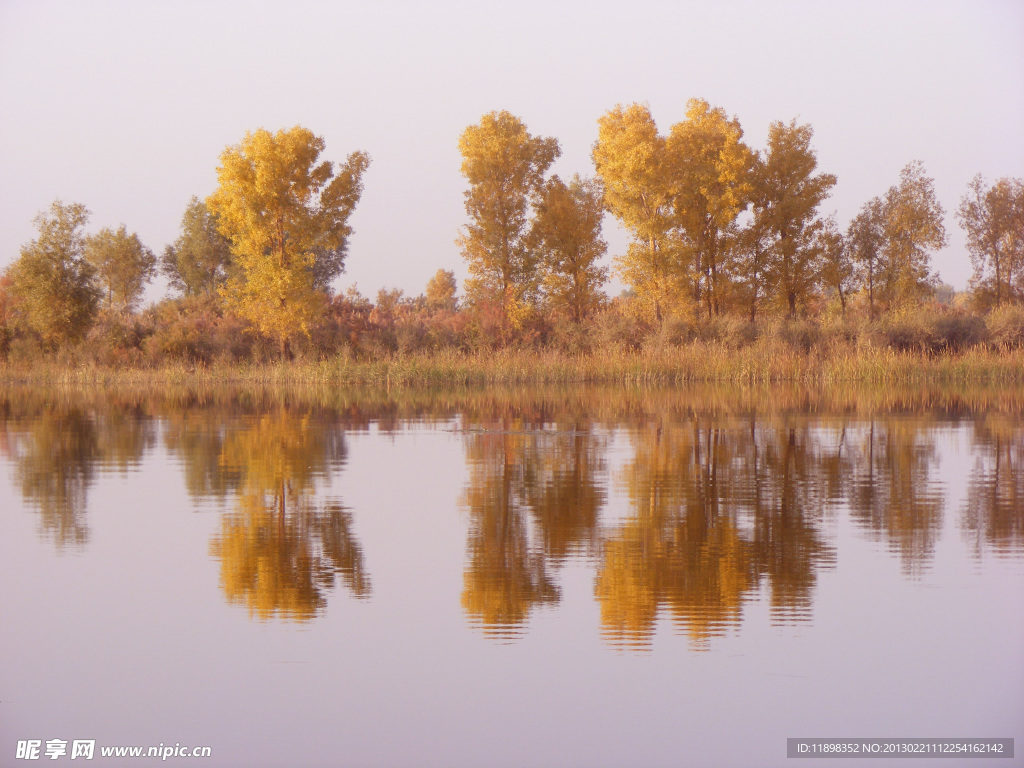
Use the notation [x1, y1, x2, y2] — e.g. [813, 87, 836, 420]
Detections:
[592, 103, 683, 323]
[457, 111, 560, 331]
[207, 126, 369, 354]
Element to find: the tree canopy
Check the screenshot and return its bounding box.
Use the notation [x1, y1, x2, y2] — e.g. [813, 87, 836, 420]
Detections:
[207, 126, 370, 355]
[161, 196, 233, 297]
[6, 200, 101, 347]
[85, 225, 156, 313]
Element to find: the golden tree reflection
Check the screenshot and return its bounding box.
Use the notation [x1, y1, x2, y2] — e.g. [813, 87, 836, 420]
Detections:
[597, 418, 835, 650]
[208, 410, 369, 621]
[461, 428, 558, 639]
[460, 417, 606, 639]
[4, 407, 99, 548]
[524, 426, 606, 561]
[962, 415, 1024, 555]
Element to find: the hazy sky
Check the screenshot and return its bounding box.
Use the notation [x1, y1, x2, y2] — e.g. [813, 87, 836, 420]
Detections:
[1, 0, 1022, 300]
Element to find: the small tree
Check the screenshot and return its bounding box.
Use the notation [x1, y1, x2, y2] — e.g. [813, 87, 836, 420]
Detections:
[6, 200, 101, 347]
[425, 269, 458, 312]
[0, 273, 13, 357]
[847, 197, 886, 318]
[86, 225, 156, 313]
[817, 217, 853, 315]
[162, 197, 233, 297]
[957, 175, 1024, 308]
[879, 161, 947, 309]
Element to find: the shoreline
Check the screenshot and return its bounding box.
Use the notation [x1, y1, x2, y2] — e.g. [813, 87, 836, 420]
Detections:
[2, 343, 1023, 389]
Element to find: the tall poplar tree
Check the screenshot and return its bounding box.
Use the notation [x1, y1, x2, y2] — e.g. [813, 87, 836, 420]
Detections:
[668, 99, 753, 319]
[592, 103, 680, 323]
[457, 111, 560, 331]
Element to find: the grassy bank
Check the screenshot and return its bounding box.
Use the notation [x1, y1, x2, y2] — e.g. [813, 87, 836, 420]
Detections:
[3, 340, 1023, 389]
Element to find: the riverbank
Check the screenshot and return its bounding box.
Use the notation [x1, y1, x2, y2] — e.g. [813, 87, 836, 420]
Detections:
[2, 341, 1023, 389]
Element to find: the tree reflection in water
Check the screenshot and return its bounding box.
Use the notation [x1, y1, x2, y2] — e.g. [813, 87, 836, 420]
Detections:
[962, 413, 1024, 555]
[1, 386, 1021, 642]
[845, 419, 945, 575]
[1, 403, 155, 549]
[597, 418, 836, 650]
[460, 415, 607, 640]
[207, 410, 370, 621]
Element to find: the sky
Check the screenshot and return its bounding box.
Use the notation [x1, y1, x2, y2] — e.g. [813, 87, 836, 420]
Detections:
[1, 0, 1022, 301]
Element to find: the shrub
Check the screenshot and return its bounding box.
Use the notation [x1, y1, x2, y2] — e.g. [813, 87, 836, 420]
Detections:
[592, 307, 648, 351]
[929, 312, 987, 352]
[85, 310, 147, 366]
[872, 311, 933, 352]
[986, 304, 1024, 349]
[778, 317, 820, 353]
[707, 316, 758, 349]
[871, 307, 989, 353]
[143, 296, 253, 364]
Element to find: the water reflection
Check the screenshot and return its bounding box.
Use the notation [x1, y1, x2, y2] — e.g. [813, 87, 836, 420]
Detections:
[598, 419, 836, 650]
[3, 406, 99, 548]
[0, 403, 156, 548]
[208, 411, 370, 621]
[962, 414, 1024, 556]
[1, 385, 1022, 643]
[458, 408, 610, 639]
[839, 421, 943, 575]
[162, 410, 240, 500]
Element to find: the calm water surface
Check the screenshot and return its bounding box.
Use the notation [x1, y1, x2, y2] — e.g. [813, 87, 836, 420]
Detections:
[1, 387, 1022, 767]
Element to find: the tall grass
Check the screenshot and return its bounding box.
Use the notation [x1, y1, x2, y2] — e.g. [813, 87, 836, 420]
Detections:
[2, 337, 1023, 389]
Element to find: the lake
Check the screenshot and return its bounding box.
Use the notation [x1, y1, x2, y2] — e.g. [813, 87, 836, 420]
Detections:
[1, 385, 1021, 767]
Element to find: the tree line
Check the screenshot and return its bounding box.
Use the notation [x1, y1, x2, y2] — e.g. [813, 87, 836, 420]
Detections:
[1, 109, 1022, 362]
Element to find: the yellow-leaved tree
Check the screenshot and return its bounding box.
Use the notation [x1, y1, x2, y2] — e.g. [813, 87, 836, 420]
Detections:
[746, 120, 836, 317]
[592, 103, 682, 323]
[207, 127, 370, 356]
[457, 111, 560, 334]
[531, 174, 608, 323]
[668, 99, 754, 319]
